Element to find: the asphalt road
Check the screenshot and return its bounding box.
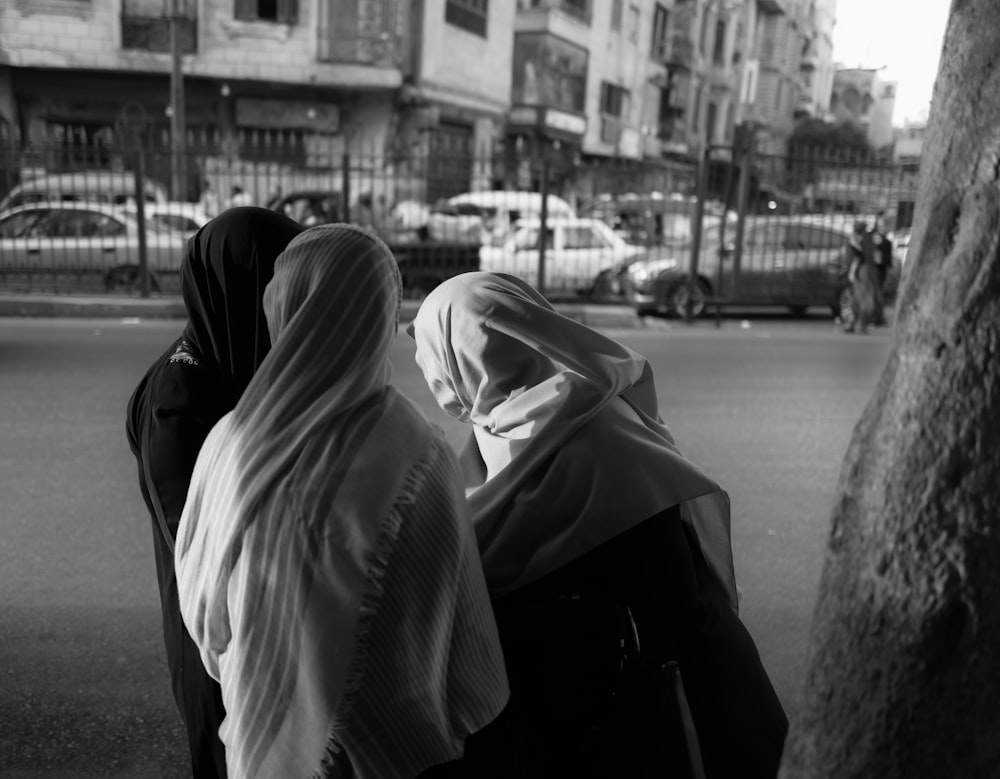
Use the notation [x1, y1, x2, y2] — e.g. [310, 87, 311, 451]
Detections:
[0, 315, 893, 777]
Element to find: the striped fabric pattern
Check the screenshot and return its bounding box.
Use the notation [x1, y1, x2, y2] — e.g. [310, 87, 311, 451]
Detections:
[176, 226, 508, 779]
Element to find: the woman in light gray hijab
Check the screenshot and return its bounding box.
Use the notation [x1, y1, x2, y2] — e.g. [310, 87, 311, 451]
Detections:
[410, 272, 787, 779]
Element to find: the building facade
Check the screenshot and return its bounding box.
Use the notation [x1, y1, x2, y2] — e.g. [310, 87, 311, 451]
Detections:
[0, 0, 517, 203]
[794, 0, 836, 121]
[0, 0, 843, 207]
[830, 67, 897, 150]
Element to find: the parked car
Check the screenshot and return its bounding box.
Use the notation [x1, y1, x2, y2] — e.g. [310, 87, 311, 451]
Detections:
[267, 190, 479, 298]
[425, 200, 486, 244]
[121, 202, 211, 235]
[479, 216, 643, 296]
[0, 202, 188, 291]
[621, 216, 896, 320]
[0, 171, 169, 212]
[447, 190, 575, 246]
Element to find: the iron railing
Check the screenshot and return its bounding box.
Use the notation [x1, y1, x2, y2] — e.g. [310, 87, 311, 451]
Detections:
[0, 137, 917, 308]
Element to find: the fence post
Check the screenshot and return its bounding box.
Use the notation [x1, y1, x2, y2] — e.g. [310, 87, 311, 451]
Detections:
[538, 157, 549, 298]
[341, 150, 351, 224]
[133, 148, 151, 298]
[686, 145, 711, 323]
[715, 147, 737, 329]
[117, 103, 150, 298]
[732, 123, 757, 302]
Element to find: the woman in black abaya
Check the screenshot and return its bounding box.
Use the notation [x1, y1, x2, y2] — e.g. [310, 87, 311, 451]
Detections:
[125, 207, 301, 778]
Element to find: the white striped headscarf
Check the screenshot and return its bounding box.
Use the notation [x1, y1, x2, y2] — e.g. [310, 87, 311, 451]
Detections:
[176, 226, 509, 778]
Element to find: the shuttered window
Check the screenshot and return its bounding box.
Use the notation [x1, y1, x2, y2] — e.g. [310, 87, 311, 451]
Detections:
[445, 0, 488, 37]
[235, 0, 297, 23]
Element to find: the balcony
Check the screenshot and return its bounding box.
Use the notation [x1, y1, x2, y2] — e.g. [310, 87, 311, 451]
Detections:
[656, 115, 685, 142]
[317, 30, 398, 66]
[120, 13, 197, 54]
[518, 0, 592, 25]
[708, 64, 738, 91]
[654, 33, 696, 72]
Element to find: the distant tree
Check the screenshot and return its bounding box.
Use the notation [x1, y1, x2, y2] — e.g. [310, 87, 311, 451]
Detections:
[788, 117, 873, 160]
[780, 2, 1000, 776]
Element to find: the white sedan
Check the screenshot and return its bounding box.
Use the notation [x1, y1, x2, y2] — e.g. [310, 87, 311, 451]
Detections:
[479, 217, 643, 296]
[0, 201, 190, 291]
[122, 202, 211, 236]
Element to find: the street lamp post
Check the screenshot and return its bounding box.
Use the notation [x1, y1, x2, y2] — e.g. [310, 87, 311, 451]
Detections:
[168, 0, 187, 201]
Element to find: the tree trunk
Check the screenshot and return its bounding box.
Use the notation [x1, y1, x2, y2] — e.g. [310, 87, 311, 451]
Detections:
[779, 2, 1000, 777]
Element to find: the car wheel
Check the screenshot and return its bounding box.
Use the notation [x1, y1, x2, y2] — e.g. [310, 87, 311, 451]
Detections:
[666, 279, 709, 319]
[834, 286, 855, 326]
[104, 265, 160, 294]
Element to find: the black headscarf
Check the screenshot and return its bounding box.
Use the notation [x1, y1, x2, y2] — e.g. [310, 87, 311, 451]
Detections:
[180, 206, 303, 405]
[124, 206, 302, 777]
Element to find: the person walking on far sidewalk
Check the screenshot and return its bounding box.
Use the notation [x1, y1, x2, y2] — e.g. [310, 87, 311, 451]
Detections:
[198, 178, 220, 219]
[869, 212, 893, 326]
[844, 221, 882, 335]
[226, 184, 253, 210]
[126, 207, 303, 778]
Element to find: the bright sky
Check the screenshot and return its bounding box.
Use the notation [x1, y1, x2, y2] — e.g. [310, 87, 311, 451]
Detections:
[831, 0, 951, 126]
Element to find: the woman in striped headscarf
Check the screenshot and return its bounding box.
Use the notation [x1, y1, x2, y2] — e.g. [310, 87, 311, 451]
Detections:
[174, 226, 509, 779]
[409, 272, 787, 778]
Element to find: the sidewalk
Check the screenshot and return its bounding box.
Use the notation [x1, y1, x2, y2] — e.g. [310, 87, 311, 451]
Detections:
[0, 293, 646, 329]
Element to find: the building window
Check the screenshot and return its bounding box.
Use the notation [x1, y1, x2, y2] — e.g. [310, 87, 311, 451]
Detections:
[513, 32, 588, 113]
[563, 0, 590, 22]
[628, 4, 639, 43]
[239, 127, 306, 165]
[235, 0, 297, 23]
[611, 0, 623, 31]
[651, 3, 669, 59]
[699, 7, 711, 54]
[712, 19, 726, 66]
[706, 101, 717, 143]
[600, 82, 630, 118]
[657, 80, 681, 138]
[446, 0, 488, 37]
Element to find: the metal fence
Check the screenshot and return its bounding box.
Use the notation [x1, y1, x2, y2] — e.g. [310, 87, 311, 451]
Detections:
[0, 134, 917, 308]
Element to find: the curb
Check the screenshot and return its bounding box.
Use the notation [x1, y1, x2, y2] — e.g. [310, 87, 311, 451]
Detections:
[0, 295, 644, 329]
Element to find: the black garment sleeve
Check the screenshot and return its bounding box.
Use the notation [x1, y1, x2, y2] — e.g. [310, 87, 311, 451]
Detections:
[127, 351, 227, 548]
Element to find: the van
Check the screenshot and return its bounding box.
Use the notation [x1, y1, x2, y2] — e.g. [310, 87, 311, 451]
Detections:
[447, 190, 575, 246]
[0, 171, 169, 213]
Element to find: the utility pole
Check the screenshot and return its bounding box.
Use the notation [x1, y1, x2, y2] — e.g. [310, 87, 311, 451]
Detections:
[169, 0, 187, 201]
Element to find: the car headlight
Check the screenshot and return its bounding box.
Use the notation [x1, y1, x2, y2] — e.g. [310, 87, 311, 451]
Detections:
[628, 265, 652, 285]
[628, 258, 677, 287]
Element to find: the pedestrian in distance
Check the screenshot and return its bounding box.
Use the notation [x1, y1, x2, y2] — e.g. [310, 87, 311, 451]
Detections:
[125, 206, 303, 778]
[198, 178, 220, 219]
[174, 226, 509, 779]
[408, 272, 788, 779]
[226, 184, 253, 210]
[869, 211, 894, 326]
[844, 220, 883, 334]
